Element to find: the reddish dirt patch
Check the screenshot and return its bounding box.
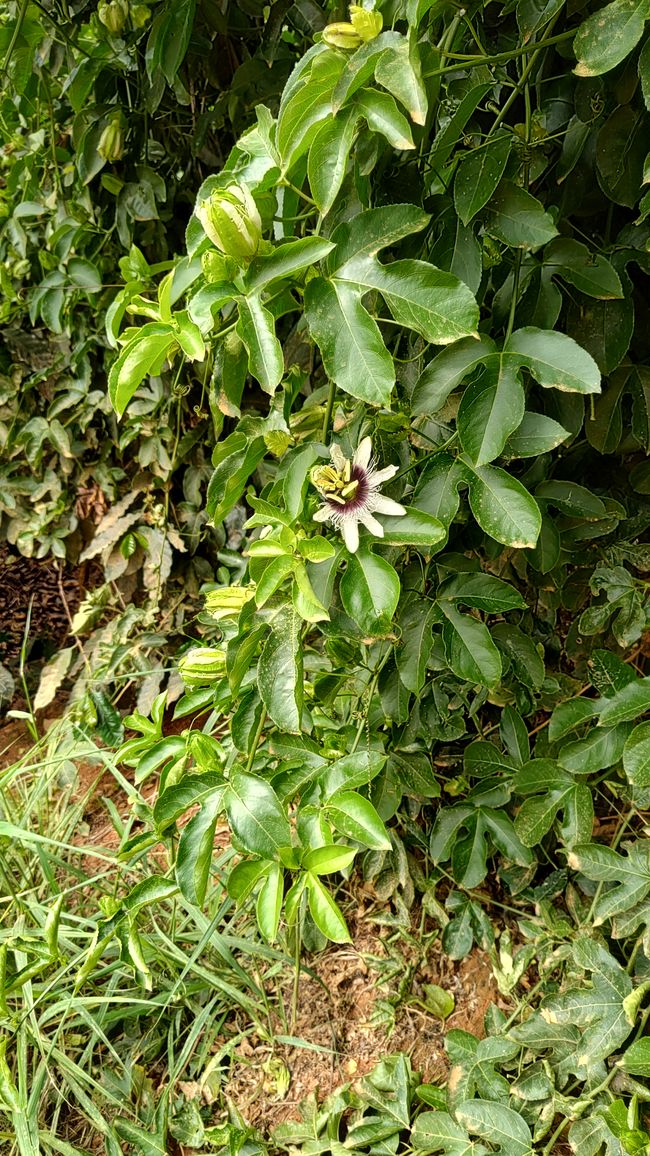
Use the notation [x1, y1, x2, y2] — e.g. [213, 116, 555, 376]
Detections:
[222, 925, 503, 1131]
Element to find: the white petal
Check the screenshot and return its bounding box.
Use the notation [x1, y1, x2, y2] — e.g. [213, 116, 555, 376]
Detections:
[330, 444, 347, 471]
[313, 506, 330, 523]
[372, 495, 406, 517]
[368, 463, 398, 486]
[353, 436, 373, 471]
[341, 518, 360, 553]
[359, 511, 384, 537]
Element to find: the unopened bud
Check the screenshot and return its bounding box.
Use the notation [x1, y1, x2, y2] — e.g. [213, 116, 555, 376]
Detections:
[196, 182, 262, 261]
[349, 5, 382, 41]
[130, 3, 150, 27]
[178, 647, 227, 687]
[98, 0, 129, 35]
[204, 586, 254, 621]
[322, 22, 363, 49]
[98, 116, 124, 162]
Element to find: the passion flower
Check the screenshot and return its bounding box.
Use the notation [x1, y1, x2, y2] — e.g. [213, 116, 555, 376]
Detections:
[310, 437, 405, 554]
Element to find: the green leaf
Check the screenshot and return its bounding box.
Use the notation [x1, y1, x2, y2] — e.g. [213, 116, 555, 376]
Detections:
[457, 356, 525, 465]
[305, 871, 351, 942]
[307, 111, 357, 215]
[174, 311, 205, 361]
[456, 1100, 532, 1156]
[339, 547, 400, 634]
[544, 236, 624, 299]
[412, 1110, 475, 1156]
[568, 842, 650, 924]
[277, 48, 346, 170]
[175, 789, 224, 906]
[375, 506, 446, 548]
[236, 295, 284, 394]
[206, 429, 266, 525]
[226, 770, 292, 859]
[597, 676, 650, 725]
[302, 845, 357, 874]
[374, 35, 428, 125]
[245, 238, 336, 291]
[623, 721, 650, 789]
[620, 1038, 650, 1078]
[439, 602, 502, 687]
[537, 940, 633, 1075]
[154, 773, 225, 830]
[548, 698, 599, 742]
[504, 327, 601, 394]
[327, 791, 391, 849]
[465, 463, 542, 548]
[355, 88, 415, 150]
[438, 572, 526, 613]
[256, 861, 283, 941]
[258, 608, 303, 733]
[227, 859, 271, 903]
[413, 453, 467, 529]
[559, 724, 631, 773]
[411, 336, 495, 414]
[445, 1031, 517, 1110]
[108, 325, 176, 417]
[574, 0, 648, 77]
[397, 596, 438, 693]
[492, 623, 545, 690]
[454, 134, 512, 225]
[484, 180, 559, 250]
[304, 276, 395, 406]
[340, 256, 480, 346]
[504, 411, 570, 458]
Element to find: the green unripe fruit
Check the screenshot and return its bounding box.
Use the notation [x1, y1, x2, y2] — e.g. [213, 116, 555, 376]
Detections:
[195, 183, 262, 261]
[178, 647, 227, 687]
[97, 0, 129, 35]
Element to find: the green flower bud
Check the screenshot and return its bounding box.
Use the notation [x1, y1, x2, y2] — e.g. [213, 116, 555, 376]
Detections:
[349, 5, 382, 41]
[98, 116, 124, 162]
[201, 249, 238, 283]
[178, 646, 227, 687]
[196, 182, 262, 261]
[321, 21, 363, 49]
[204, 586, 254, 621]
[130, 3, 150, 27]
[97, 0, 129, 35]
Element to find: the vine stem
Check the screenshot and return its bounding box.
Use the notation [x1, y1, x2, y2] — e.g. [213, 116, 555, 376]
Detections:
[321, 377, 337, 444]
[244, 706, 268, 774]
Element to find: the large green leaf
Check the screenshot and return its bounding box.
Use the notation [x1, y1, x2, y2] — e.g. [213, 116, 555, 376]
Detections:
[355, 88, 415, 150]
[277, 48, 346, 170]
[304, 276, 395, 406]
[457, 355, 524, 465]
[465, 463, 542, 548]
[411, 336, 496, 414]
[339, 547, 400, 634]
[108, 325, 176, 417]
[326, 790, 391, 849]
[454, 134, 512, 225]
[257, 608, 303, 733]
[245, 238, 335, 291]
[226, 770, 292, 859]
[574, 0, 648, 77]
[484, 180, 558, 250]
[305, 871, 351, 942]
[236, 295, 284, 394]
[536, 940, 633, 1075]
[439, 602, 502, 687]
[307, 111, 357, 215]
[175, 789, 224, 906]
[505, 327, 601, 394]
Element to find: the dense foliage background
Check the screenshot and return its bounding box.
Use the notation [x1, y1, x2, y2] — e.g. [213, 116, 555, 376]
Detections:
[0, 0, 649, 1154]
